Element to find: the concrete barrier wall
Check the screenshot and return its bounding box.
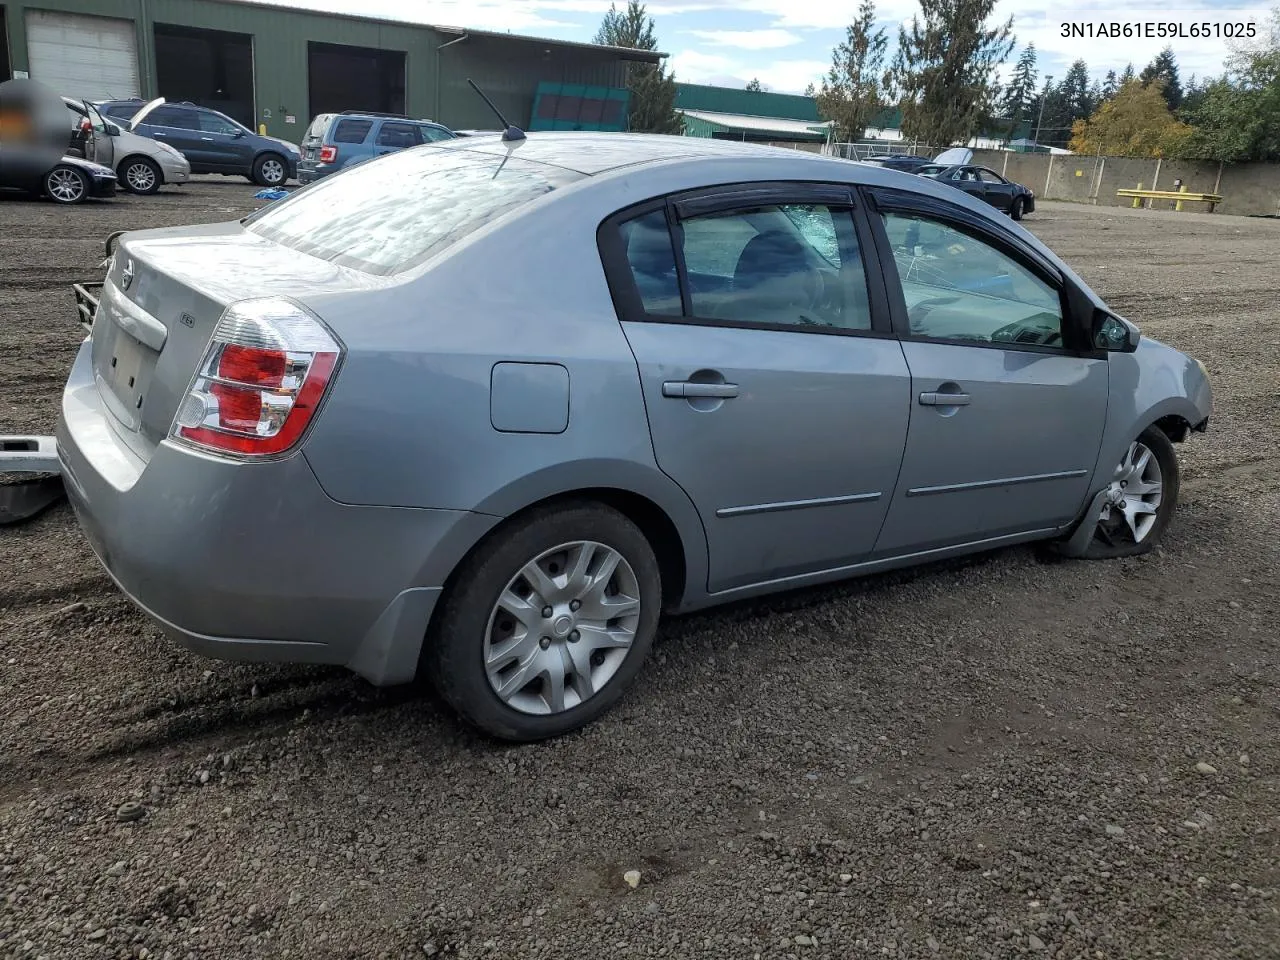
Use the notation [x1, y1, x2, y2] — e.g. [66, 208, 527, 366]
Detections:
[960, 150, 1280, 216]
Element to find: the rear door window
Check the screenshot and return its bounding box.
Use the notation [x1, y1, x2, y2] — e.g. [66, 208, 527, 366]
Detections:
[331, 118, 373, 143]
[148, 106, 197, 130]
[244, 148, 584, 276]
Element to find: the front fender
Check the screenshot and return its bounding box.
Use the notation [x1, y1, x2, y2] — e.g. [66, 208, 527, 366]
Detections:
[1088, 336, 1212, 491]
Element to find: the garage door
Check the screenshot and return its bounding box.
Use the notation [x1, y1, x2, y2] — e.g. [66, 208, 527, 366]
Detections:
[25, 10, 140, 100]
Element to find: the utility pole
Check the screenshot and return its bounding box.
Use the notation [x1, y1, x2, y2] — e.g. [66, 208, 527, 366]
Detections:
[1033, 76, 1052, 150]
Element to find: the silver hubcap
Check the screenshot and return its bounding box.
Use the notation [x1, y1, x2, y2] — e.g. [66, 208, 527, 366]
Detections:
[262, 160, 284, 183]
[126, 162, 155, 191]
[484, 540, 642, 716]
[1099, 440, 1163, 543]
[48, 169, 85, 202]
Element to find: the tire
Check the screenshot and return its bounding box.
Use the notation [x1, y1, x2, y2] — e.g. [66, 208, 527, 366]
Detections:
[424, 501, 662, 742]
[1081, 425, 1181, 559]
[119, 156, 162, 195]
[252, 153, 288, 187]
[1010, 197, 1025, 220]
[45, 165, 89, 205]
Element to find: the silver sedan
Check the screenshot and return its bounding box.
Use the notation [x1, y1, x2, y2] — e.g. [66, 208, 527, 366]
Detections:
[55, 133, 1212, 741]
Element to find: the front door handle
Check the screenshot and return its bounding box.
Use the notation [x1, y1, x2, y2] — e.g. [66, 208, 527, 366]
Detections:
[663, 381, 739, 399]
[200, 136, 214, 141]
[919, 391, 970, 406]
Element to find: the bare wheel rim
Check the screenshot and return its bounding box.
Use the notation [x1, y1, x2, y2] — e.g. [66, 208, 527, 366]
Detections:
[126, 161, 156, 191]
[48, 168, 85, 202]
[1097, 439, 1164, 544]
[483, 540, 642, 716]
[261, 159, 284, 184]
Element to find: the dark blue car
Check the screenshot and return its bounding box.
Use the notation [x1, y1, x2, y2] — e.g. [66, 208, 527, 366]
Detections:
[297, 112, 457, 184]
[95, 98, 300, 187]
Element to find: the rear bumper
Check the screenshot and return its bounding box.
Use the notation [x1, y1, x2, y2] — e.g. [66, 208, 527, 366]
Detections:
[55, 340, 499, 684]
[296, 160, 334, 184]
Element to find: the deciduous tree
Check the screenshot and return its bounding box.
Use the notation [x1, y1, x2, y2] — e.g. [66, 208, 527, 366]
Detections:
[1068, 79, 1193, 156]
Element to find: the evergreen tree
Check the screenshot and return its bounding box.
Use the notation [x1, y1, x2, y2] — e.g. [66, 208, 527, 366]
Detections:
[1140, 46, 1183, 109]
[890, 0, 1015, 149]
[1102, 69, 1118, 100]
[594, 1, 683, 134]
[1000, 44, 1038, 139]
[746, 78, 763, 92]
[1059, 59, 1094, 122]
[1120, 63, 1136, 84]
[816, 0, 891, 141]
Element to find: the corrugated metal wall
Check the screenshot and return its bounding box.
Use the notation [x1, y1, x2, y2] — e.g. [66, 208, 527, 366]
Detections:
[675, 82, 820, 122]
[3, 0, 640, 138]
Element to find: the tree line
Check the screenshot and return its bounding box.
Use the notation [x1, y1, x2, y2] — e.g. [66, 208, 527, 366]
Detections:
[595, 0, 1280, 164]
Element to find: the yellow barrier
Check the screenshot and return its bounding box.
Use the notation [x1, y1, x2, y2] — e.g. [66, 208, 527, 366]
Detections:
[1117, 184, 1222, 213]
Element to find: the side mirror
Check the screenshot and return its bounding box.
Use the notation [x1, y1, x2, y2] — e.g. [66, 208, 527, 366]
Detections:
[233, 129, 246, 139]
[105, 123, 121, 137]
[1093, 310, 1141, 353]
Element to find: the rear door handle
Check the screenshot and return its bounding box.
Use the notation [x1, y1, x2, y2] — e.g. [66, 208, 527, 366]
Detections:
[663, 381, 739, 399]
[919, 391, 970, 406]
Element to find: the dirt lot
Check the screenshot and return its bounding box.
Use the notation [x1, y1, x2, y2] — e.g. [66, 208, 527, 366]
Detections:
[1, 182, 1278, 960]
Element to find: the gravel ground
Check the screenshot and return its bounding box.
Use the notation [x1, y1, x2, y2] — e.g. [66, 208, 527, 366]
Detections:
[1, 182, 1278, 960]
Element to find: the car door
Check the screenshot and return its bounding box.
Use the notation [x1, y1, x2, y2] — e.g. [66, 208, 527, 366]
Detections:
[976, 168, 1016, 211]
[948, 167, 988, 203]
[196, 109, 255, 172]
[600, 184, 913, 595]
[83, 101, 115, 168]
[136, 105, 203, 165]
[863, 188, 1109, 555]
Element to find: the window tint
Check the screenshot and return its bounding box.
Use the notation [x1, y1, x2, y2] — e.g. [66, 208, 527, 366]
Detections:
[332, 119, 373, 143]
[100, 102, 137, 120]
[376, 121, 422, 148]
[198, 111, 241, 135]
[420, 125, 455, 142]
[244, 148, 583, 276]
[619, 210, 681, 316]
[879, 211, 1064, 347]
[978, 169, 1004, 184]
[680, 203, 870, 331]
[148, 106, 198, 130]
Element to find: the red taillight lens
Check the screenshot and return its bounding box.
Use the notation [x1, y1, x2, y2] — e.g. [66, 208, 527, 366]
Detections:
[318, 145, 337, 163]
[171, 298, 342, 458]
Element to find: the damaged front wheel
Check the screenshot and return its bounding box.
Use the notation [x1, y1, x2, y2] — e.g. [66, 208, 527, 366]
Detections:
[1082, 425, 1181, 559]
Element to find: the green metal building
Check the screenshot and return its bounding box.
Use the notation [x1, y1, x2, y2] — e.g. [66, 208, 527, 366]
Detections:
[0, 0, 658, 139]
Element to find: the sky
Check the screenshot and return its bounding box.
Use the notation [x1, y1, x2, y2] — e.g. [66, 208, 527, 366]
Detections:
[270, 0, 1275, 94]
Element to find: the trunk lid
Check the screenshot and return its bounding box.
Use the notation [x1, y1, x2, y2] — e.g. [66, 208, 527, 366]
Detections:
[89, 222, 385, 463]
[300, 114, 334, 161]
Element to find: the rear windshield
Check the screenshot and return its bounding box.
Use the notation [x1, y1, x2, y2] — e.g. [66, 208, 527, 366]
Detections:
[303, 114, 333, 141]
[243, 147, 584, 276]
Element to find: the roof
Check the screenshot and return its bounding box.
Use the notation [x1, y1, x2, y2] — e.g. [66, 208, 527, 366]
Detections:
[433, 26, 664, 62]
[430, 130, 842, 175]
[191, 0, 663, 63]
[675, 83, 821, 122]
[678, 108, 833, 140]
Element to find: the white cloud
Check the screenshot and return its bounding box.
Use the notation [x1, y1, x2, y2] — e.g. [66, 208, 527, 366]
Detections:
[669, 48, 829, 92]
[684, 28, 803, 49]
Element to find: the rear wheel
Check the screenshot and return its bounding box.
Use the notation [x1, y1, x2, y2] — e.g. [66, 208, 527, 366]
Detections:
[45, 165, 89, 205]
[1083, 426, 1180, 559]
[425, 502, 661, 741]
[1010, 196, 1025, 220]
[252, 153, 287, 187]
[120, 156, 161, 195]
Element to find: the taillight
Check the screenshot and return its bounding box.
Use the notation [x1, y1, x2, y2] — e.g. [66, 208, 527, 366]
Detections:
[171, 297, 342, 458]
[319, 145, 337, 163]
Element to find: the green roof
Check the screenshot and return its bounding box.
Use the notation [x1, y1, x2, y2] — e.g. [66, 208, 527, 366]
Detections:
[675, 83, 820, 122]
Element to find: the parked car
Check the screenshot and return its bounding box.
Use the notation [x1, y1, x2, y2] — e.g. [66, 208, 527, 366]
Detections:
[297, 111, 457, 183]
[916, 162, 1037, 220]
[56, 134, 1212, 741]
[95, 98, 299, 187]
[860, 154, 932, 172]
[0, 152, 117, 204]
[63, 96, 190, 195]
